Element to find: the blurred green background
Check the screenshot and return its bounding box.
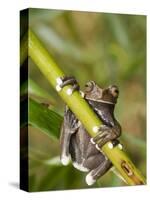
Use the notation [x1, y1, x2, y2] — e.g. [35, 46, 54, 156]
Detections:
[23, 8, 146, 191]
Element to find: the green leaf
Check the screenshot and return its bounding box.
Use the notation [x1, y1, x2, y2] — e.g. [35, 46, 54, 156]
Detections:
[32, 23, 98, 64]
[20, 97, 28, 127]
[105, 14, 131, 51]
[29, 9, 63, 24]
[20, 32, 28, 66]
[29, 98, 63, 139]
[20, 79, 56, 105]
[20, 79, 28, 96]
[122, 133, 146, 151]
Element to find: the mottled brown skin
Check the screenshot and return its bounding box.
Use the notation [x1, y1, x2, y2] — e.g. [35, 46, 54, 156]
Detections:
[60, 77, 121, 185]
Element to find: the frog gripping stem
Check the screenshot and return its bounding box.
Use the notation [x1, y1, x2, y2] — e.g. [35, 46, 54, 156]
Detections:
[91, 125, 121, 149]
[28, 29, 146, 186]
[56, 76, 80, 95]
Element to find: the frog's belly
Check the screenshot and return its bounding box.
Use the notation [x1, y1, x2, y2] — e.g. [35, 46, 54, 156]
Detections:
[69, 125, 106, 172]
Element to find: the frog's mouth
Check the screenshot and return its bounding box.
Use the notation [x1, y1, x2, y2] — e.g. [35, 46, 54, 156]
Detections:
[85, 97, 115, 105]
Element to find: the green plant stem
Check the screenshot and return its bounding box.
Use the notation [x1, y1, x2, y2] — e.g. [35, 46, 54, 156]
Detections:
[28, 29, 146, 185]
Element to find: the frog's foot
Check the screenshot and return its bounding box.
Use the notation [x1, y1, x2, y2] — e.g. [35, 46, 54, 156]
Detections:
[57, 76, 80, 94]
[85, 159, 112, 185]
[91, 125, 120, 149]
[60, 154, 70, 166]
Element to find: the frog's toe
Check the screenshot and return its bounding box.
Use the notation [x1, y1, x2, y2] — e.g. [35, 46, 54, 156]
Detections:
[56, 76, 80, 94]
[60, 155, 70, 166]
[86, 172, 96, 185]
[73, 162, 89, 172]
[90, 137, 96, 144]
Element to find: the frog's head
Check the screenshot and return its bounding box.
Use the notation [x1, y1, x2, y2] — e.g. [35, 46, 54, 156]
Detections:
[84, 81, 119, 104]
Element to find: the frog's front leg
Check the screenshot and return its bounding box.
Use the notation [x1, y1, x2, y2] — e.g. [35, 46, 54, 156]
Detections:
[59, 76, 80, 94]
[91, 124, 121, 149]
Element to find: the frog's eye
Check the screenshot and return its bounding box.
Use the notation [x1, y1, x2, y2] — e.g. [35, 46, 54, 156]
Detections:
[85, 81, 95, 92]
[109, 85, 119, 98]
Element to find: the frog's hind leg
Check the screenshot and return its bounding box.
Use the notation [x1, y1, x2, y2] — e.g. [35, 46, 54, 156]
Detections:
[60, 106, 79, 166]
[69, 132, 90, 172]
[85, 159, 112, 185]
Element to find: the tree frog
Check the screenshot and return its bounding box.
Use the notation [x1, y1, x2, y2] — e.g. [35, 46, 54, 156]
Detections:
[59, 76, 121, 185]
